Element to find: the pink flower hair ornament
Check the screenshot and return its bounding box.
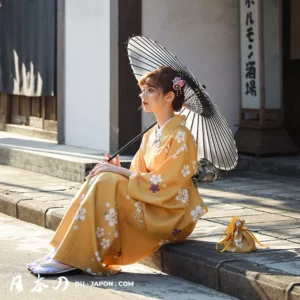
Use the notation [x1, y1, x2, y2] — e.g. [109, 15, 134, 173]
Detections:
[172, 77, 185, 95]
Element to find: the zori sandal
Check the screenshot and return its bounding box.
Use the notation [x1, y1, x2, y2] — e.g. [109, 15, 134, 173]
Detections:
[31, 259, 77, 276]
[26, 248, 57, 271]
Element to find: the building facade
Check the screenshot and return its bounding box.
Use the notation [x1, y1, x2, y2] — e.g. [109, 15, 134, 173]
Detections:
[0, 0, 299, 156]
[57, 0, 300, 154]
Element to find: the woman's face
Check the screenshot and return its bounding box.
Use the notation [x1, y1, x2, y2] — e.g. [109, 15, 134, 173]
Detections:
[139, 84, 164, 113]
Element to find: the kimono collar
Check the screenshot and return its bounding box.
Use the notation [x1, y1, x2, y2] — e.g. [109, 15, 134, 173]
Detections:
[157, 116, 175, 134]
[158, 115, 186, 136]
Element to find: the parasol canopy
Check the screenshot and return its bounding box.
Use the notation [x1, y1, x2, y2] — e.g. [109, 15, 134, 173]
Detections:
[126, 35, 238, 171]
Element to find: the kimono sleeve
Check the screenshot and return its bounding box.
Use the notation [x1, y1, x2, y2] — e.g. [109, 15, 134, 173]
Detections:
[129, 136, 148, 174]
[127, 129, 198, 208]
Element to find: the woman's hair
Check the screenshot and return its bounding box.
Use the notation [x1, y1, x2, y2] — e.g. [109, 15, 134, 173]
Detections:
[139, 66, 185, 112]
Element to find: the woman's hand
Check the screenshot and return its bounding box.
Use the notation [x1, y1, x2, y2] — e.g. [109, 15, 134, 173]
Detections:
[89, 153, 120, 176]
[89, 161, 119, 177]
[105, 153, 121, 167]
[89, 153, 133, 179]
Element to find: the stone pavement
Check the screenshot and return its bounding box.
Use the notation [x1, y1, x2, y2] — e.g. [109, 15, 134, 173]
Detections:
[237, 154, 300, 179]
[0, 213, 236, 300]
[0, 164, 300, 299]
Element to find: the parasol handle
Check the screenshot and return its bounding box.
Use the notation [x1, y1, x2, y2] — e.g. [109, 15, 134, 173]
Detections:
[84, 121, 157, 182]
[108, 111, 186, 162]
[107, 121, 157, 162]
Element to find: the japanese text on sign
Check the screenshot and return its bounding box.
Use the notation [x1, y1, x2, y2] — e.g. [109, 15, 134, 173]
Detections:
[240, 0, 260, 109]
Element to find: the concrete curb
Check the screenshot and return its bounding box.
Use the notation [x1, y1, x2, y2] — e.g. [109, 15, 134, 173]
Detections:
[0, 146, 93, 182]
[237, 155, 300, 179]
[141, 245, 300, 300]
[0, 191, 299, 299]
[0, 146, 132, 182]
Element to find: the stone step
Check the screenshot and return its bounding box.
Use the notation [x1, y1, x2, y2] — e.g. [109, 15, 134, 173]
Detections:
[5, 124, 57, 141]
[0, 131, 133, 182]
[0, 165, 299, 299]
[236, 154, 300, 179]
[2, 131, 300, 184]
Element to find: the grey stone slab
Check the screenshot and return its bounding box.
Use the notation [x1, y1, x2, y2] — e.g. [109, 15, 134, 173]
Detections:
[289, 237, 300, 244]
[45, 207, 67, 230]
[274, 195, 300, 202]
[7, 187, 40, 193]
[223, 170, 298, 182]
[206, 214, 292, 226]
[210, 182, 264, 190]
[247, 204, 300, 215]
[0, 147, 91, 182]
[202, 208, 264, 219]
[34, 195, 73, 201]
[259, 228, 300, 240]
[219, 260, 300, 300]
[216, 186, 298, 198]
[198, 189, 243, 199]
[196, 234, 221, 242]
[247, 249, 300, 265]
[60, 182, 82, 188]
[281, 210, 300, 219]
[265, 227, 300, 239]
[220, 196, 278, 206]
[291, 286, 300, 300]
[199, 196, 219, 203]
[195, 219, 221, 228]
[236, 155, 300, 179]
[42, 199, 71, 207]
[44, 120, 57, 132]
[0, 184, 11, 191]
[260, 185, 300, 192]
[19, 191, 73, 200]
[217, 183, 298, 194]
[249, 232, 278, 242]
[257, 239, 300, 251]
[223, 196, 299, 208]
[7, 186, 70, 194]
[158, 241, 300, 300]
[0, 193, 33, 218]
[246, 214, 295, 224]
[17, 199, 66, 227]
[162, 242, 234, 291]
[189, 226, 227, 239]
[249, 220, 300, 231]
[266, 260, 300, 276]
[202, 203, 245, 210]
[33, 185, 70, 192]
[229, 203, 300, 218]
[186, 236, 221, 251]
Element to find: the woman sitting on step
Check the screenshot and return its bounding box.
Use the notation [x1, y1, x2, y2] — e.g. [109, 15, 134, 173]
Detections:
[26, 66, 208, 276]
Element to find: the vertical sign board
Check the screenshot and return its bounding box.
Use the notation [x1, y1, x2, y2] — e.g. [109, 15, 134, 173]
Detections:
[240, 0, 261, 109]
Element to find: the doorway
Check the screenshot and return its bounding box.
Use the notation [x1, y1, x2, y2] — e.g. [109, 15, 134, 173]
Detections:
[283, 0, 300, 149]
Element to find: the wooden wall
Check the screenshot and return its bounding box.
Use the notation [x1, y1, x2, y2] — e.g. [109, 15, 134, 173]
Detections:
[0, 93, 57, 132]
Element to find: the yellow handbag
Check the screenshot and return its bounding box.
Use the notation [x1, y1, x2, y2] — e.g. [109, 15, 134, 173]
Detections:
[216, 217, 269, 253]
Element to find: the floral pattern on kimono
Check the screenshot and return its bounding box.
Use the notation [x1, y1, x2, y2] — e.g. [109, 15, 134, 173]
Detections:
[128, 115, 208, 241]
[48, 115, 207, 278]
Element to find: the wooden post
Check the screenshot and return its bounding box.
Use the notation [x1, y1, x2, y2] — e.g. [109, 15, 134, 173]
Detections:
[19, 96, 30, 125]
[0, 94, 9, 130]
[41, 96, 46, 129]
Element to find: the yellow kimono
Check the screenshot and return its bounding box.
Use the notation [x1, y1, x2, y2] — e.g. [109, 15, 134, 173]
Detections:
[50, 115, 207, 277]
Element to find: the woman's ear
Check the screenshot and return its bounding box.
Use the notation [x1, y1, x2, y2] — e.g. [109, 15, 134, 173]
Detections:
[165, 91, 175, 103]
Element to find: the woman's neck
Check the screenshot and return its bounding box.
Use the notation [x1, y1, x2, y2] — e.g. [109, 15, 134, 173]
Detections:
[155, 111, 175, 128]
